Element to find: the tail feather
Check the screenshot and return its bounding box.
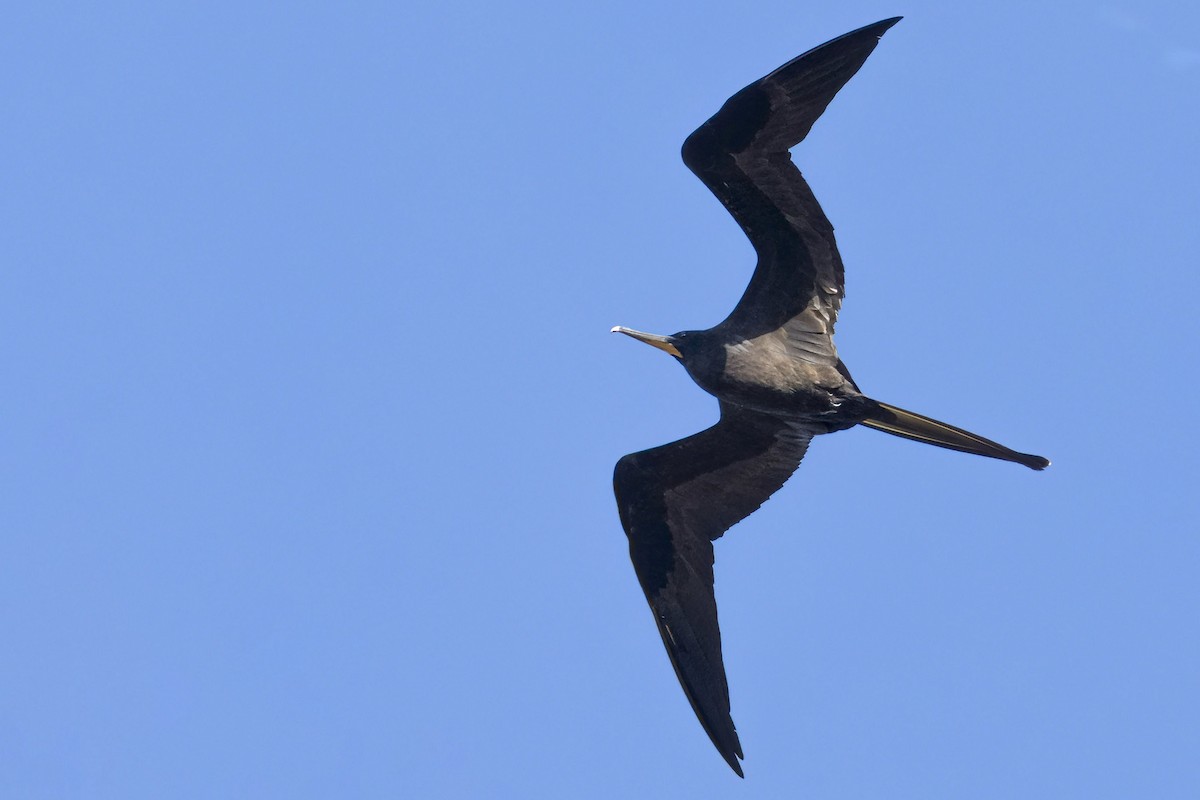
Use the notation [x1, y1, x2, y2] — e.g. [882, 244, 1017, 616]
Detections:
[861, 400, 1050, 471]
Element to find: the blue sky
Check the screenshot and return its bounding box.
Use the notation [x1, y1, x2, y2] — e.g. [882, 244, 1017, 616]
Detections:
[3, 2, 1198, 797]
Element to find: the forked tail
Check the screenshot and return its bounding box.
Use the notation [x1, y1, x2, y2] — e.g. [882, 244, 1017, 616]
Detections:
[861, 400, 1050, 471]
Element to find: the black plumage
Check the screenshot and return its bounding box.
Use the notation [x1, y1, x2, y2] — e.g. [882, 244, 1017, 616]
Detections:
[611, 18, 1049, 777]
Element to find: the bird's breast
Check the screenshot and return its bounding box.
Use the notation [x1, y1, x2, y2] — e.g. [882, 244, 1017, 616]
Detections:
[690, 336, 866, 425]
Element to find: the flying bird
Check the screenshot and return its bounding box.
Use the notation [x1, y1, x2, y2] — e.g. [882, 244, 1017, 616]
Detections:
[611, 17, 1049, 777]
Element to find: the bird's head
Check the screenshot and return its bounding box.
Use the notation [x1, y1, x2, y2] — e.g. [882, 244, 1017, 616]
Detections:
[611, 326, 712, 362]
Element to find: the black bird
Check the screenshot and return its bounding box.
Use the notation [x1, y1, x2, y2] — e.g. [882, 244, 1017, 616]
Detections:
[611, 18, 1049, 777]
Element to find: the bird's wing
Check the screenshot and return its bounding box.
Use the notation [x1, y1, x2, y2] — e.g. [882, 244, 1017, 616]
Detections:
[681, 17, 900, 364]
[613, 403, 815, 776]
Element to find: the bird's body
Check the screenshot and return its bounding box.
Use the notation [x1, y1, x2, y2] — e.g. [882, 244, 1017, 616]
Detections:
[681, 328, 869, 425]
[611, 17, 1049, 778]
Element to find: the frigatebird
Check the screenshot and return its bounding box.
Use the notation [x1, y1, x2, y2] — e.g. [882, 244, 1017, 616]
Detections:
[611, 17, 1049, 777]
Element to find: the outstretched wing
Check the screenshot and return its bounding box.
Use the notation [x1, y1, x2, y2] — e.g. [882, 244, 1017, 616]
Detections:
[681, 17, 901, 362]
[613, 403, 816, 776]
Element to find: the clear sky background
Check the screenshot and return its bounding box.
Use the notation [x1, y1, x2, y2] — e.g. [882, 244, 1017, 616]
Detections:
[3, 2, 1198, 798]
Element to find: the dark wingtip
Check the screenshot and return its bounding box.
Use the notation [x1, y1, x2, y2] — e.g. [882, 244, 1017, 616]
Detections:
[859, 16, 903, 36]
[813, 17, 902, 57]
